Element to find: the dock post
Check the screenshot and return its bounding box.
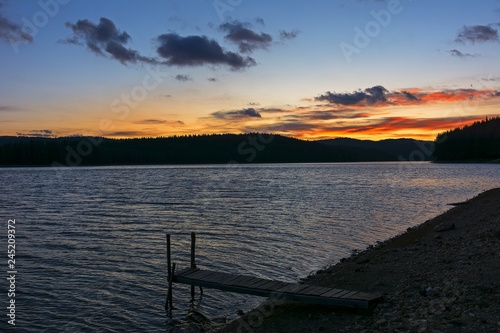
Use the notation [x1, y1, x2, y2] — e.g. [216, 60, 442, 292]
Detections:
[165, 234, 172, 312]
[190, 232, 196, 300]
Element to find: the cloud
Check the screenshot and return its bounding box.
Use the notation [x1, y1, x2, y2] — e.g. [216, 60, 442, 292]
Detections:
[0, 12, 33, 43]
[16, 129, 53, 137]
[156, 33, 256, 70]
[246, 115, 487, 140]
[455, 25, 499, 43]
[211, 107, 262, 120]
[400, 91, 419, 101]
[134, 119, 167, 124]
[207, 77, 218, 82]
[449, 49, 477, 58]
[63, 17, 157, 65]
[279, 30, 300, 41]
[103, 131, 148, 137]
[0, 105, 24, 112]
[175, 74, 192, 81]
[313, 86, 499, 108]
[220, 20, 273, 53]
[334, 116, 487, 135]
[316, 85, 389, 106]
[416, 88, 492, 102]
[255, 17, 265, 25]
[133, 119, 185, 127]
[481, 76, 500, 82]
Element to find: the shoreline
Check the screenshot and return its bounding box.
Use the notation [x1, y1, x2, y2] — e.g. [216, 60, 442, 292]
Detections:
[215, 188, 500, 333]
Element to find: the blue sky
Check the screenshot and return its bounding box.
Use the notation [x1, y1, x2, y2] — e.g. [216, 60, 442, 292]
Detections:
[1, 0, 499, 140]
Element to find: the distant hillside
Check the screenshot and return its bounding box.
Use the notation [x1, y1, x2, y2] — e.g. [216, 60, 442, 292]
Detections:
[0, 134, 402, 166]
[433, 117, 500, 162]
[317, 138, 435, 161]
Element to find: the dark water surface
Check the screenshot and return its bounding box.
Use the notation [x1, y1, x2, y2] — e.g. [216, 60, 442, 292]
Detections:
[0, 163, 498, 332]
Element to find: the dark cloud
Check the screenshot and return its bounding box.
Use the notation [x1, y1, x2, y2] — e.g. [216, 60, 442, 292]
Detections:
[63, 17, 157, 65]
[16, 130, 53, 138]
[316, 86, 389, 105]
[0, 12, 33, 43]
[212, 108, 262, 120]
[401, 91, 419, 101]
[255, 17, 265, 25]
[220, 20, 273, 53]
[455, 25, 499, 43]
[449, 49, 477, 58]
[207, 77, 218, 82]
[282, 109, 369, 121]
[103, 131, 147, 137]
[279, 30, 300, 41]
[175, 74, 192, 81]
[156, 33, 256, 70]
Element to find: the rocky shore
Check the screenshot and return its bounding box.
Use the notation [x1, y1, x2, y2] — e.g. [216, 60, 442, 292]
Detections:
[216, 188, 500, 333]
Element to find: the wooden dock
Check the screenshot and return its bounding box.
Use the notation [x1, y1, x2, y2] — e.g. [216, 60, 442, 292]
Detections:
[165, 232, 382, 310]
[173, 267, 381, 309]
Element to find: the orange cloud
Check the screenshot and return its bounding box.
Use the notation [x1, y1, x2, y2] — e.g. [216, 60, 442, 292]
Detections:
[244, 115, 488, 141]
[418, 89, 495, 103]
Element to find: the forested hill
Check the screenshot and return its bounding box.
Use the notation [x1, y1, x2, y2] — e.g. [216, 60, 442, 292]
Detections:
[0, 134, 418, 166]
[318, 138, 434, 161]
[433, 117, 500, 162]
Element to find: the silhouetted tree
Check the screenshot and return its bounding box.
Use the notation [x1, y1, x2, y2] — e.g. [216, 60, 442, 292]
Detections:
[433, 117, 500, 161]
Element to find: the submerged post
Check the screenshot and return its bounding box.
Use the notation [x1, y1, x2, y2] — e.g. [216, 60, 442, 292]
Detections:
[167, 234, 172, 279]
[167, 263, 175, 310]
[190, 232, 196, 300]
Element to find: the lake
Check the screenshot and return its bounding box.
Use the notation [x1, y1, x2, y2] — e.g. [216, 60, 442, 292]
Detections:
[0, 162, 498, 332]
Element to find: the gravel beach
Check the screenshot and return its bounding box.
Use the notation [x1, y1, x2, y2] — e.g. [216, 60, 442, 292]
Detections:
[215, 188, 500, 333]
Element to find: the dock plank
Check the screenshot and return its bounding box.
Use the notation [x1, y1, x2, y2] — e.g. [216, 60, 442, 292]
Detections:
[174, 268, 381, 309]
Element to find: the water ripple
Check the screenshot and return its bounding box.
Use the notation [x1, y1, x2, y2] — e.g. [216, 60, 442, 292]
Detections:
[0, 163, 498, 332]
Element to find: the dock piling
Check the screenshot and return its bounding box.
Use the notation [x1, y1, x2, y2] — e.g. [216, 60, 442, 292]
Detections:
[190, 232, 196, 300]
[165, 234, 172, 312]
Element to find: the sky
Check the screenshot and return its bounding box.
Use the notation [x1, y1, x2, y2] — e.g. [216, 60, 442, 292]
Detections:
[0, 0, 499, 141]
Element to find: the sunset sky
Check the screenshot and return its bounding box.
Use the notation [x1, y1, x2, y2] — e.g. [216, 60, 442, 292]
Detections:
[1, 0, 499, 140]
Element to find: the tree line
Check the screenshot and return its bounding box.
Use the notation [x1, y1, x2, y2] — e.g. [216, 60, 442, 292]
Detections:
[0, 133, 396, 166]
[433, 117, 500, 162]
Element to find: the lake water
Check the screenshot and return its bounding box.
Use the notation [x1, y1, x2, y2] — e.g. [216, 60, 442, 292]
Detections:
[0, 162, 498, 332]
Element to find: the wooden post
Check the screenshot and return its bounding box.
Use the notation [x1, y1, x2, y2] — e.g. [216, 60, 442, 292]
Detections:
[190, 232, 196, 300]
[165, 234, 172, 312]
